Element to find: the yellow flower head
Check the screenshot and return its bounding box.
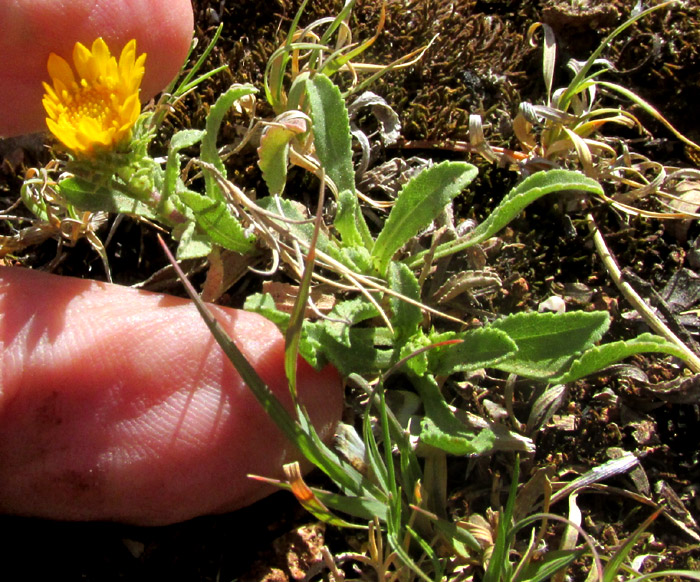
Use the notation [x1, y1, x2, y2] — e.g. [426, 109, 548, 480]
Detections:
[42, 38, 147, 157]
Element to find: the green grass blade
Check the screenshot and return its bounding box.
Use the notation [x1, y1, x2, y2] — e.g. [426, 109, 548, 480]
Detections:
[517, 549, 586, 582]
[602, 509, 662, 582]
[557, 1, 678, 111]
[629, 572, 700, 582]
[598, 80, 700, 151]
[173, 24, 224, 98]
[157, 235, 365, 495]
[484, 457, 520, 582]
[284, 176, 326, 398]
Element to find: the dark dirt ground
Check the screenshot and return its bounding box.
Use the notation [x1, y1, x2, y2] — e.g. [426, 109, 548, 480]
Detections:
[1, 0, 700, 580]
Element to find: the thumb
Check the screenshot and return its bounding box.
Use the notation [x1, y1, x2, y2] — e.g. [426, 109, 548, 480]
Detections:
[0, 0, 194, 137]
[0, 267, 343, 525]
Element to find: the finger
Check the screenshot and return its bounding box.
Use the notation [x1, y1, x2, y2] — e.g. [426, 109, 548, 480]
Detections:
[0, 267, 343, 525]
[0, 0, 193, 137]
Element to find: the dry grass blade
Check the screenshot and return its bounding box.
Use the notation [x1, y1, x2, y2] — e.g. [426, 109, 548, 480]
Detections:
[553, 492, 583, 582]
[535, 22, 556, 106]
[587, 212, 700, 372]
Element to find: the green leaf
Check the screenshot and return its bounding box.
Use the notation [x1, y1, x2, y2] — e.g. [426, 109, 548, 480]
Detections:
[201, 84, 257, 200]
[315, 490, 388, 522]
[164, 129, 204, 199]
[59, 176, 158, 219]
[556, 2, 677, 112]
[337, 244, 374, 274]
[467, 169, 602, 248]
[406, 169, 604, 268]
[244, 292, 292, 329]
[178, 188, 254, 253]
[174, 220, 213, 260]
[362, 393, 393, 495]
[298, 322, 326, 370]
[419, 417, 497, 456]
[305, 76, 354, 193]
[244, 294, 391, 374]
[20, 180, 50, 221]
[429, 517, 481, 556]
[334, 189, 370, 249]
[304, 74, 372, 248]
[427, 328, 517, 376]
[517, 549, 585, 582]
[319, 328, 393, 376]
[412, 374, 496, 456]
[553, 333, 690, 384]
[322, 298, 379, 348]
[257, 195, 333, 254]
[388, 262, 423, 345]
[257, 116, 307, 195]
[629, 571, 700, 582]
[483, 458, 519, 582]
[490, 310, 610, 379]
[603, 509, 663, 582]
[372, 161, 477, 275]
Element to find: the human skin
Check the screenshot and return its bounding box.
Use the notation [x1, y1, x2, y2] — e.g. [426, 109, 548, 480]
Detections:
[0, 267, 343, 525]
[0, 0, 194, 137]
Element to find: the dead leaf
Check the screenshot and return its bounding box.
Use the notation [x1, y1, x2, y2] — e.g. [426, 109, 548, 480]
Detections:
[641, 374, 700, 404]
[665, 180, 700, 243]
[263, 281, 336, 317]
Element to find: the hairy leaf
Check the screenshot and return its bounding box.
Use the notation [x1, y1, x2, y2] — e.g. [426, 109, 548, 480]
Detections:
[413, 375, 496, 456]
[467, 169, 603, 248]
[178, 189, 254, 253]
[244, 292, 292, 329]
[372, 161, 477, 275]
[428, 328, 517, 376]
[305, 74, 372, 248]
[257, 115, 307, 195]
[174, 220, 213, 260]
[553, 333, 689, 384]
[59, 176, 157, 218]
[322, 298, 379, 347]
[164, 129, 204, 199]
[201, 84, 257, 200]
[491, 310, 610, 379]
[257, 195, 334, 254]
[319, 327, 393, 376]
[388, 262, 423, 345]
[408, 169, 604, 267]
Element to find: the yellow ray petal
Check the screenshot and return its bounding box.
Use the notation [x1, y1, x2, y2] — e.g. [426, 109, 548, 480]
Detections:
[47, 53, 76, 90]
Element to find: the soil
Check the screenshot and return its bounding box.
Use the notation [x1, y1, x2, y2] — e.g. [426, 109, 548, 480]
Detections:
[1, 0, 699, 579]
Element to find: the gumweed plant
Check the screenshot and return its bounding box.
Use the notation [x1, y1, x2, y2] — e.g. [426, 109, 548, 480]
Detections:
[6, 1, 700, 579]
